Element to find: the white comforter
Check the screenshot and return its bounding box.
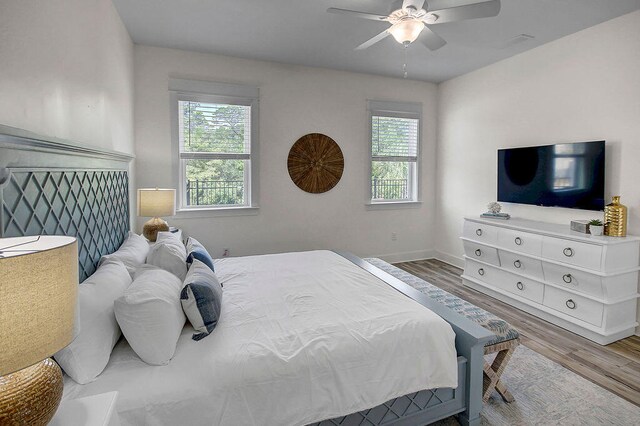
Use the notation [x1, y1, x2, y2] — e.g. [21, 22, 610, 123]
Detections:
[63, 250, 457, 426]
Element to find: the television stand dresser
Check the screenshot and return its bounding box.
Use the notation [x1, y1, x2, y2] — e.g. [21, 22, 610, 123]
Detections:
[461, 217, 640, 344]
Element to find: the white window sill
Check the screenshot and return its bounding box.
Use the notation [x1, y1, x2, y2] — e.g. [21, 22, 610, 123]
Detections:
[366, 201, 422, 210]
[175, 206, 259, 219]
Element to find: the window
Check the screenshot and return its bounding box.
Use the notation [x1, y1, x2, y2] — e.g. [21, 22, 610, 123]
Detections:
[170, 79, 258, 211]
[368, 101, 421, 204]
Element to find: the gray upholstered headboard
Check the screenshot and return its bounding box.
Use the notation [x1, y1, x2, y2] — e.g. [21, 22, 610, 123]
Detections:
[0, 125, 134, 282]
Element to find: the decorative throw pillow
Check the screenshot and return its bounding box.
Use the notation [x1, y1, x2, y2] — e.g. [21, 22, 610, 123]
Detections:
[54, 260, 131, 384]
[181, 259, 223, 341]
[146, 239, 188, 281]
[186, 237, 215, 272]
[114, 267, 185, 365]
[99, 231, 149, 277]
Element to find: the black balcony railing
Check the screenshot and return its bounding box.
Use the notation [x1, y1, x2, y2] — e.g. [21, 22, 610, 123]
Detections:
[372, 178, 409, 200]
[186, 179, 244, 206]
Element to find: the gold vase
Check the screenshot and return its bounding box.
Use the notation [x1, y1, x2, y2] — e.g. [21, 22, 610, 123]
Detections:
[604, 195, 627, 237]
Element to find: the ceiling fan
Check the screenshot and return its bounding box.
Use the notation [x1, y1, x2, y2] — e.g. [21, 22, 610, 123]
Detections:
[327, 0, 501, 51]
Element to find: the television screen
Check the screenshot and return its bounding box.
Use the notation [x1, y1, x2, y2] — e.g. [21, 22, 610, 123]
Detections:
[497, 141, 605, 211]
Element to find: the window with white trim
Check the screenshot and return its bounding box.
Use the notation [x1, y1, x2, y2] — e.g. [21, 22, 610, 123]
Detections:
[369, 101, 421, 203]
[170, 79, 258, 210]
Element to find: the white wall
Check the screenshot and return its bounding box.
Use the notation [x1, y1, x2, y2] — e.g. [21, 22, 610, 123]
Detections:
[0, 0, 135, 155]
[134, 46, 438, 260]
[436, 10, 640, 266]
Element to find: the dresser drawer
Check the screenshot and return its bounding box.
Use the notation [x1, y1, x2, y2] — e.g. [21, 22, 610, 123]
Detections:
[541, 237, 602, 270]
[499, 251, 544, 280]
[463, 221, 498, 245]
[543, 263, 603, 299]
[465, 259, 498, 282]
[497, 228, 542, 256]
[463, 241, 500, 266]
[543, 286, 604, 327]
[498, 273, 544, 304]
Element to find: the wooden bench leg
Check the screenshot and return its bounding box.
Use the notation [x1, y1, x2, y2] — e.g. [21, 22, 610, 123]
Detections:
[483, 340, 518, 403]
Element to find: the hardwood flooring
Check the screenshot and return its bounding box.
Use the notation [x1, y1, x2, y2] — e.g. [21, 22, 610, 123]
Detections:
[395, 258, 640, 407]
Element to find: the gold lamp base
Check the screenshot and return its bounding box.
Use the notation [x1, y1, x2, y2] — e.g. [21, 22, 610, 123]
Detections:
[0, 358, 63, 426]
[143, 216, 169, 242]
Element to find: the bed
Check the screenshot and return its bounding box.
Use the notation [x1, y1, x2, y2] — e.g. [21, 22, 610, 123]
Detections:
[0, 126, 493, 426]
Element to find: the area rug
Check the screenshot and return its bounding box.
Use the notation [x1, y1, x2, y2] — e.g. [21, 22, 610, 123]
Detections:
[432, 344, 640, 425]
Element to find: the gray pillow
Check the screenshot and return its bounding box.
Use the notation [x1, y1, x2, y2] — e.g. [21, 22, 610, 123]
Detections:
[180, 259, 223, 341]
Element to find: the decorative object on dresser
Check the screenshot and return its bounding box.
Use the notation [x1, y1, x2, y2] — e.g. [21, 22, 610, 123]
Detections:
[461, 217, 640, 345]
[604, 195, 627, 237]
[287, 133, 344, 194]
[481, 201, 510, 220]
[0, 236, 78, 426]
[570, 220, 590, 234]
[137, 188, 176, 242]
[588, 219, 604, 236]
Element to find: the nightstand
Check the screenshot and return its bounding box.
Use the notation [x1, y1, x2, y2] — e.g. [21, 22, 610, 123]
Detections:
[50, 391, 120, 426]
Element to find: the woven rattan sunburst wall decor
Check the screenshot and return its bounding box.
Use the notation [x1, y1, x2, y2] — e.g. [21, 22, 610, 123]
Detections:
[287, 133, 344, 194]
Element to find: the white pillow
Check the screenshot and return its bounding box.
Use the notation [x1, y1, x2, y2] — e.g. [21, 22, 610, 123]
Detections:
[54, 260, 131, 384]
[114, 268, 186, 365]
[156, 231, 186, 252]
[146, 235, 187, 280]
[99, 231, 149, 277]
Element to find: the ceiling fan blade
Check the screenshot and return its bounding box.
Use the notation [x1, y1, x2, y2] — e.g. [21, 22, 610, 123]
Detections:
[327, 7, 389, 21]
[355, 29, 392, 50]
[420, 26, 447, 51]
[402, 0, 426, 10]
[426, 0, 501, 24]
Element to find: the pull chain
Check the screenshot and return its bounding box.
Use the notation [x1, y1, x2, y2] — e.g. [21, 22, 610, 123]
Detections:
[402, 43, 409, 79]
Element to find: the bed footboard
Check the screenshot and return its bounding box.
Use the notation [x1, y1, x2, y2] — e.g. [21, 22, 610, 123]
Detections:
[335, 251, 494, 426]
[312, 357, 466, 426]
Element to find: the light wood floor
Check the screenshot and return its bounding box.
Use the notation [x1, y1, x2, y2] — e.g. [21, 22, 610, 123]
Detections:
[395, 259, 640, 407]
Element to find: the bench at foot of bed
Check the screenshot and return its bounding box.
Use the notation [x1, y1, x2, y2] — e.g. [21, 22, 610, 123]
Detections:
[364, 258, 520, 406]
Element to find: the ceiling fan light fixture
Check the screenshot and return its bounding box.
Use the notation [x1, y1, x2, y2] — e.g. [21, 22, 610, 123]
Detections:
[388, 20, 425, 44]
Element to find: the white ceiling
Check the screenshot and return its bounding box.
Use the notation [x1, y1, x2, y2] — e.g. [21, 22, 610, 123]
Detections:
[112, 0, 640, 83]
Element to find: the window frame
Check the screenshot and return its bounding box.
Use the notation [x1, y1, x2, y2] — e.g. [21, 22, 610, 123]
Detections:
[367, 100, 422, 207]
[170, 79, 259, 216]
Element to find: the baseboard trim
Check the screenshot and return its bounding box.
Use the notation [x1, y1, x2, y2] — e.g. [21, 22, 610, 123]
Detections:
[434, 251, 465, 269]
[376, 249, 437, 264]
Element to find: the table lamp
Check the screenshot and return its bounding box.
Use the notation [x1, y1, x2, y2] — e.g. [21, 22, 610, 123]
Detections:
[0, 235, 78, 425]
[138, 188, 176, 242]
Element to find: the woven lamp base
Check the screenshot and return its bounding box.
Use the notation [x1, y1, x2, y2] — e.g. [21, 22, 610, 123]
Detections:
[142, 217, 169, 242]
[0, 358, 63, 426]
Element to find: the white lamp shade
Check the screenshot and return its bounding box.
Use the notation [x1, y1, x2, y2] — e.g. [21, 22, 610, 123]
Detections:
[0, 236, 78, 376]
[137, 188, 176, 217]
[388, 20, 425, 44]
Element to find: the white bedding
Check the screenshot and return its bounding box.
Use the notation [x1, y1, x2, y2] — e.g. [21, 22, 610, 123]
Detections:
[63, 250, 457, 426]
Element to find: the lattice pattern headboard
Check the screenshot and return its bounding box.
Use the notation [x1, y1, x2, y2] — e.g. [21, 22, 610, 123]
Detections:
[0, 126, 133, 282]
[1, 170, 129, 281]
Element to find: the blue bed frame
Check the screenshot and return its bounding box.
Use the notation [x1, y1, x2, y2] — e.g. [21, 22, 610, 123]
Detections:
[0, 125, 133, 281]
[0, 125, 493, 426]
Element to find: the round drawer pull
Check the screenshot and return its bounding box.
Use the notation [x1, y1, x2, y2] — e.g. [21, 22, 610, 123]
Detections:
[563, 247, 574, 257]
[514, 237, 522, 246]
[516, 281, 524, 291]
[478, 268, 485, 276]
[476, 228, 483, 236]
[475, 249, 482, 257]
[513, 260, 522, 268]
[563, 274, 573, 284]
[566, 299, 576, 310]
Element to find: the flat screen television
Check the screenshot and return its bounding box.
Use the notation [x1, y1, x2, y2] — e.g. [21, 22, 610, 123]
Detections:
[497, 141, 605, 211]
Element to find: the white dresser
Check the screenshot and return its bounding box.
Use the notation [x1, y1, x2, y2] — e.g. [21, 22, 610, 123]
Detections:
[461, 217, 640, 344]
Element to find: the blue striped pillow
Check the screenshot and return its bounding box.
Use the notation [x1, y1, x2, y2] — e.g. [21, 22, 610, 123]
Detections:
[186, 237, 215, 272]
[180, 259, 223, 341]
